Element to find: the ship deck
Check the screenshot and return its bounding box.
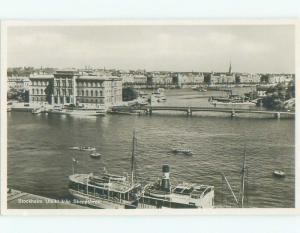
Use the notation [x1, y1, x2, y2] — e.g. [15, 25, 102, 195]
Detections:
[69, 174, 138, 193]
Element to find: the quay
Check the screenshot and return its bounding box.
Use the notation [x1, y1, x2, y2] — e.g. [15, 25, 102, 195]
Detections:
[7, 188, 88, 209]
[111, 105, 295, 119]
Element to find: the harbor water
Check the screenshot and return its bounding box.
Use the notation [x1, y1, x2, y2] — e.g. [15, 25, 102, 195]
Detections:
[7, 89, 295, 208]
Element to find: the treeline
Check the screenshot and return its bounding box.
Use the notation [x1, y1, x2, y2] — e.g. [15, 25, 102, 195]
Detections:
[7, 88, 29, 102]
[261, 81, 295, 110]
[7, 67, 56, 77]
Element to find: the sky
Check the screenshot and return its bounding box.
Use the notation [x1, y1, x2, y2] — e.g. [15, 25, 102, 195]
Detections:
[7, 25, 295, 73]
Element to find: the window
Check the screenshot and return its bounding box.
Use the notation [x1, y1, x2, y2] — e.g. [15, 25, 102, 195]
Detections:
[86, 90, 89, 96]
[32, 89, 35, 95]
[41, 89, 44, 95]
[91, 90, 93, 97]
[82, 90, 84, 96]
[37, 89, 39, 95]
[95, 91, 98, 96]
[100, 90, 103, 96]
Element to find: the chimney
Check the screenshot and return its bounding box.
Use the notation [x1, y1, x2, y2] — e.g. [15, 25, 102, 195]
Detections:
[161, 164, 171, 192]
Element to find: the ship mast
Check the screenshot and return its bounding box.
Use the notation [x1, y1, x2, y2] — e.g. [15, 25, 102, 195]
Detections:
[130, 130, 136, 185]
[240, 146, 247, 207]
[221, 145, 248, 208]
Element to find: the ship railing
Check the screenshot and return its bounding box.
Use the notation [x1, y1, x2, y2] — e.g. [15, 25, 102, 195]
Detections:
[71, 189, 133, 205]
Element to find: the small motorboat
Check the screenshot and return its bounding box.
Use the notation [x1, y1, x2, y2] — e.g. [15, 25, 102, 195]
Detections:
[69, 146, 96, 151]
[90, 152, 101, 159]
[273, 170, 285, 178]
[171, 148, 193, 155]
[80, 146, 96, 151]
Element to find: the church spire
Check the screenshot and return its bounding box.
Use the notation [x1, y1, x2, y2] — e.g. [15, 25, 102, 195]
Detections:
[228, 61, 232, 75]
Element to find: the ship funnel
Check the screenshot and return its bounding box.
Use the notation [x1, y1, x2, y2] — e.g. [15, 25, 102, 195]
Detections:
[161, 164, 171, 192]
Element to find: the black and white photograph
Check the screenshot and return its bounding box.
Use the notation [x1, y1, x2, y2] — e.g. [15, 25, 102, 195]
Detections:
[2, 21, 296, 212]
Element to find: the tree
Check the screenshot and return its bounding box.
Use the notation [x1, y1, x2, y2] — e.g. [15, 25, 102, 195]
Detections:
[122, 87, 138, 101]
[261, 82, 293, 110]
[44, 80, 54, 104]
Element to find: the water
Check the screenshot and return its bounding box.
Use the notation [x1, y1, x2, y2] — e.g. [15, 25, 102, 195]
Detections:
[7, 89, 295, 208]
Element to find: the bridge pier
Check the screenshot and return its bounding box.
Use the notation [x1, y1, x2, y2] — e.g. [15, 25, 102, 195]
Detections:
[187, 108, 192, 116]
[146, 108, 152, 116]
[231, 110, 236, 118]
[274, 112, 281, 119]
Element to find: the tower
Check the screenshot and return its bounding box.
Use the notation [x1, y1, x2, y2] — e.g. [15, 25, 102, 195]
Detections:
[228, 62, 232, 75]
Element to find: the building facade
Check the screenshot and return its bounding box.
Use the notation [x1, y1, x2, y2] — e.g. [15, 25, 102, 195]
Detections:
[210, 73, 235, 85]
[8, 76, 31, 90]
[238, 73, 261, 84]
[29, 70, 122, 107]
[29, 74, 53, 103]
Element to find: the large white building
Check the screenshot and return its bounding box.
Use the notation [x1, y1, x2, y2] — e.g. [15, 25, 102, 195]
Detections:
[29, 70, 122, 108]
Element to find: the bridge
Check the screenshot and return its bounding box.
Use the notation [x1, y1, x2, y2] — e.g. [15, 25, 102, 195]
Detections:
[110, 105, 295, 119]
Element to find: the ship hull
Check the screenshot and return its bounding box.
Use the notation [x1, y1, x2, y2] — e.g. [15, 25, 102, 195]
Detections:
[69, 189, 136, 209]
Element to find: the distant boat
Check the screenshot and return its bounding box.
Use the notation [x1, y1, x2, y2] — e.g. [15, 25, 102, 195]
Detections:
[152, 88, 167, 103]
[69, 146, 96, 152]
[273, 170, 285, 178]
[32, 107, 43, 114]
[90, 152, 101, 159]
[171, 148, 193, 155]
[49, 105, 106, 116]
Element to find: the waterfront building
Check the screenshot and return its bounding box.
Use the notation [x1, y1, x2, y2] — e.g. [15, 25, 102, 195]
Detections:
[29, 74, 53, 103]
[268, 74, 292, 84]
[238, 73, 261, 84]
[177, 72, 204, 85]
[29, 70, 122, 108]
[7, 76, 31, 90]
[147, 72, 173, 85]
[210, 73, 236, 85]
[132, 74, 147, 84]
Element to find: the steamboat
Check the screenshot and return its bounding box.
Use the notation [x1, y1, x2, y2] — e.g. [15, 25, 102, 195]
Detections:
[138, 165, 214, 208]
[68, 132, 141, 209]
[68, 132, 215, 209]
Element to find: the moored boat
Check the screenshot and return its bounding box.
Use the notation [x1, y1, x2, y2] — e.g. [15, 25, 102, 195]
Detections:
[138, 165, 214, 208]
[152, 88, 167, 102]
[68, 131, 141, 209]
[49, 105, 106, 116]
[32, 107, 43, 114]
